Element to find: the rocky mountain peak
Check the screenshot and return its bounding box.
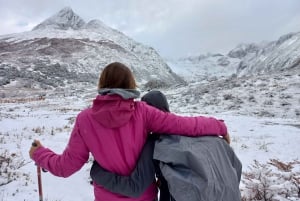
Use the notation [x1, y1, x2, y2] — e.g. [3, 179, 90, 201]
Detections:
[227, 43, 260, 59]
[0, 7, 185, 94]
[32, 7, 86, 31]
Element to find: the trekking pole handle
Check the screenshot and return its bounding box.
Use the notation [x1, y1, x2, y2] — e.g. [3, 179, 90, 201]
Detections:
[32, 142, 48, 172]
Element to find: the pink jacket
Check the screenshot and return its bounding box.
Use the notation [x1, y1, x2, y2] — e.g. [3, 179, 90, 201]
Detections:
[33, 94, 227, 201]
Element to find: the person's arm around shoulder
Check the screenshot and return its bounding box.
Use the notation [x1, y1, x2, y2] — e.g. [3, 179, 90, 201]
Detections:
[90, 137, 156, 197]
[142, 102, 228, 137]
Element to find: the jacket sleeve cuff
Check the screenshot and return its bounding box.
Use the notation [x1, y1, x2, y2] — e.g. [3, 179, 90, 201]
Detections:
[32, 146, 46, 165]
[220, 121, 228, 135]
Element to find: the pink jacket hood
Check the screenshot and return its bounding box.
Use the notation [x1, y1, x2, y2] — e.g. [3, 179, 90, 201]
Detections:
[92, 95, 135, 128]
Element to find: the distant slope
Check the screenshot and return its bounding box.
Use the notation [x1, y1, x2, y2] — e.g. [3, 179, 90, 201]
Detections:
[231, 32, 300, 76]
[167, 53, 239, 82]
[167, 32, 300, 82]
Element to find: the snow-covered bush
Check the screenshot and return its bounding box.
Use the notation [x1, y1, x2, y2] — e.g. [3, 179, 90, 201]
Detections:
[241, 159, 300, 200]
[0, 150, 28, 186]
[223, 93, 234, 100]
[143, 79, 169, 89]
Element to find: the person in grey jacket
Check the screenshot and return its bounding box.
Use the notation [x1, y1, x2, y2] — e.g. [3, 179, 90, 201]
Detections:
[90, 90, 242, 201]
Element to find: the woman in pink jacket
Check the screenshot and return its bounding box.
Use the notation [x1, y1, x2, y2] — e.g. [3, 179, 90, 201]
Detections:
[29, 62, 229, 201]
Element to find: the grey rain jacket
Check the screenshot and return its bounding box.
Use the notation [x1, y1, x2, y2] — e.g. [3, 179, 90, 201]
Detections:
[154, 135, 242, 201]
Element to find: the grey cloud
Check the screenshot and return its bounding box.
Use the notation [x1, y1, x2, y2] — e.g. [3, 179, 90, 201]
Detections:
[0, 0, 299, 58]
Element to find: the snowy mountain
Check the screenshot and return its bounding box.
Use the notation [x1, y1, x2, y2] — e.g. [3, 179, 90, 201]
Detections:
[233, 32, 300, 75]
[167, 53, 240, 82]
[32, 7, 85, 30]
[0, 7, 184, 98]
[168, 32, 300, 82]
[165, 32, 300, 120]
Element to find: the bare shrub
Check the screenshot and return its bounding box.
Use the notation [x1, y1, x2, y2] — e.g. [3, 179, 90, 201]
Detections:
[223, 94, 234, 100]
[32, 126, 44, 134]
[143, 79, 169, 89]
[0, 150, 28, 186]
[263, 100, 273, 105]
[248, 95, 256, 103]
[241, 159, 300, 200]
[281, 101, 291, 106]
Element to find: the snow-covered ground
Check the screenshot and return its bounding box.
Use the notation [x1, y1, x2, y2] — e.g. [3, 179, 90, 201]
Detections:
[0, 79, 299, 200]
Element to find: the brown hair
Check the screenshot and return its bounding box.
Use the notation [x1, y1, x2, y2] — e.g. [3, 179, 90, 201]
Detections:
[98, 62, 137, 89]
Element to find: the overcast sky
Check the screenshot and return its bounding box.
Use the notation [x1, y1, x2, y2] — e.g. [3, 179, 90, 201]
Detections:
[0, 0, 300, 58]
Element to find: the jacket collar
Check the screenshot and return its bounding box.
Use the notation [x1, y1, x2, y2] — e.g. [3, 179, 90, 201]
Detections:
[98, 88, 140, 99]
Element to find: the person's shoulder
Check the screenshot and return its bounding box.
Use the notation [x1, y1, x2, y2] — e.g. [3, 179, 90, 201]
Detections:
[134, 100, 148, 110]
[135, 100, 146, 106]
[205, 136, 235, 153]
[134, 100, 161, 116]
[201, 136, 230, 145]
[76, 107, 92, 119]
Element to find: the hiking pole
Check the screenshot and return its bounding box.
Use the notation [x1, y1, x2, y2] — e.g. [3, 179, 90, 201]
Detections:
[32, 142, 43, 201]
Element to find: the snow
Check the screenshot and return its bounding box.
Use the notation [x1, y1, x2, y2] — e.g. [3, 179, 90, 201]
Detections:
[0, 83, 300, 200]
[166, 55, 240, 83]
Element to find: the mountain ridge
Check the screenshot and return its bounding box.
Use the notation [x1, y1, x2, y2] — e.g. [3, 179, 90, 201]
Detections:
[0, 7, 185, 98]
[168, 31, 300, 82]
[32, 7, 86, 31]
